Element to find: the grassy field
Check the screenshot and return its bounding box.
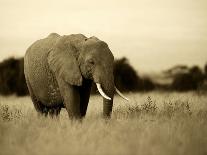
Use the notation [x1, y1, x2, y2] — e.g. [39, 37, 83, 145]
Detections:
[0, 92, 207, 155]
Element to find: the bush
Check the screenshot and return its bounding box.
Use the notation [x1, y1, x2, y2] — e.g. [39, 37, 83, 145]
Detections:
[0, 57, 28, 96]
[15, 58, 28, 96]
[138, 77, 155, 91]
[171, 66, 205, 91]
[113, 57, 140, 92]
[114, 57, 155, 92]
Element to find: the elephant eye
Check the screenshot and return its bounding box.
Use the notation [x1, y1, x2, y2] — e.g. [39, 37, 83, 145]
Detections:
[87, 59, 95, 65]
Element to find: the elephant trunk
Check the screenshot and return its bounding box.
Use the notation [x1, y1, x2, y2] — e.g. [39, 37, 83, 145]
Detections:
[101, 75, 115, 118]
[94, 83, 113, 117]
[93, 65, 115, 117]
[103, 98, 113, 118]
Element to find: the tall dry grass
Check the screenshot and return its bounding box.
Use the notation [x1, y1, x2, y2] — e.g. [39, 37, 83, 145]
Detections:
[0, 92, 207, 155]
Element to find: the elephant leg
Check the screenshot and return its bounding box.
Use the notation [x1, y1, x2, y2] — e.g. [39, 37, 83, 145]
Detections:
[25, 78, 46, 114]
[79, 79, 92, 117]
[57, 78, 81, 119]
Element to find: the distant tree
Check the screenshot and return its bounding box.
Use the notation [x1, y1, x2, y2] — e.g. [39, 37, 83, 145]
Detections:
[113, 57, 155, 92]
[0, 57, 19, 94]
[113, 57, 140, 92]
[15, 58, 28, 96]
[164, 65, 189, 76]
[190, 66, 204, 83]
[205, 63, 207, 78]
[171, 65, 205, 91]
[139, 77, 155, 91]
[0, 57, 28, 96]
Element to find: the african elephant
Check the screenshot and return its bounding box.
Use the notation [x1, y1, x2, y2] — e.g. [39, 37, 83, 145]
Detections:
[24, 33, 128, 119]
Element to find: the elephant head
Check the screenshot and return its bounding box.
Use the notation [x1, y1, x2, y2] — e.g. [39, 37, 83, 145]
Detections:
[45, 34, 128, 118]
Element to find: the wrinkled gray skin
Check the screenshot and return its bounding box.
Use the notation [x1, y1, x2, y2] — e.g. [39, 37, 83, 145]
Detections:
[24, 33, 115, 119]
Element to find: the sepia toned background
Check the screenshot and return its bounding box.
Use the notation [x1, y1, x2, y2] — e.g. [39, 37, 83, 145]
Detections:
[1, 1, 207, 155]
[0, 0, 207, 72]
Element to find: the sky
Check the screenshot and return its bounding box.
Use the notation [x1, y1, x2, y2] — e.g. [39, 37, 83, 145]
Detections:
[0, 0, 207, 72]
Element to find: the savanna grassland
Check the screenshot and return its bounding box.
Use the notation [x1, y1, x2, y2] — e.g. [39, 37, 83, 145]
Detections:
[0, 92, 207, 155]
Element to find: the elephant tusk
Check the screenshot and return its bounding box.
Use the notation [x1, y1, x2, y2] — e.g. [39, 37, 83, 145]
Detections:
[115, 87, 130, 101]
[96, 83, 111, 100]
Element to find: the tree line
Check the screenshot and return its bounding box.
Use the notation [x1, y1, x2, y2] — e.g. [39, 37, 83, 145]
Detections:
[0, 57, 206, 96]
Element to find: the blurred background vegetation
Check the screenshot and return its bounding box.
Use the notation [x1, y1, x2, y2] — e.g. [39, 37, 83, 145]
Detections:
[0, 57, 206, 96]
[0, 57, 28, 96]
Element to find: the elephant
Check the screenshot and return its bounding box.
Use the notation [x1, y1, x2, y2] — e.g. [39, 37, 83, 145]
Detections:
[24, 33, 128, 119]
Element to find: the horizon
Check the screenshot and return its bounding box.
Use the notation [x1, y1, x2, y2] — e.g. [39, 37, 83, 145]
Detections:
[0, 0, 207, 72]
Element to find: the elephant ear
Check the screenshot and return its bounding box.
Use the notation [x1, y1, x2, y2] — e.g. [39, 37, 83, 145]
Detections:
[47, 37, 82, 86]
